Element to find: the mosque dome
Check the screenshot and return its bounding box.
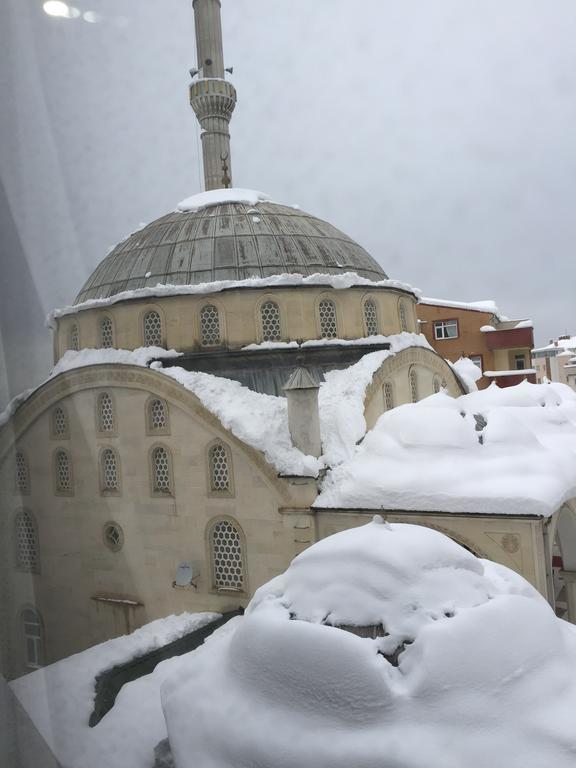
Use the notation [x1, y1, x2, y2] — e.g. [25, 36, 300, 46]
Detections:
[75, 190, 387, 305]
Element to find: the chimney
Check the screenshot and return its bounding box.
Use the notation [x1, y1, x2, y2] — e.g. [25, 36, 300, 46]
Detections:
[283, 368, 322, 457]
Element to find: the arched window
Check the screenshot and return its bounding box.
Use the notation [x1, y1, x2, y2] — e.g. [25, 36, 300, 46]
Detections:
[363, 298, 379, 337]
[384, 381, 394, 411]
[318, 298, 338, 339]
[200, 304, 221, 346]
[15, 451, 30, 494]
[21, 607, 44, 669]
[260, 301, 281, 342]
[399, 300, 409, 332]
[143, 310, 163, 347]
[209, 442, 232, 493]
[69, 324, 79, 351]
[14, 510, 39, 573]
[409, 368, 418, 403]
[210, 519, 245, 591]
[100, 448, 120, 493]
[55, 449, 73, 494]
[147, 397, 169, 433]
[97, 392, 115, 433]
[151, 446, 173, 495]
[51, 405, 68, 438]
[99, 316, 114, 348]
[433, 376, 441, 394]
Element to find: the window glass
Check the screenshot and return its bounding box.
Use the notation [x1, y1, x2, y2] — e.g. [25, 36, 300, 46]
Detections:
[434, 320, 458, 340]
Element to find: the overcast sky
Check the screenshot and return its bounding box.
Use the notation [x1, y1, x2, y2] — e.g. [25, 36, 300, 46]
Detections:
[1, 0, 576, 406]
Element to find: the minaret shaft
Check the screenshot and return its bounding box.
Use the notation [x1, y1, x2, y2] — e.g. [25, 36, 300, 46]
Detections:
[190, 0, 236, 191]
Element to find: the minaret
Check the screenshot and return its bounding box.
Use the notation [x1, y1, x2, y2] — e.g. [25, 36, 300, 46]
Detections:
[189, 0, 237, 191]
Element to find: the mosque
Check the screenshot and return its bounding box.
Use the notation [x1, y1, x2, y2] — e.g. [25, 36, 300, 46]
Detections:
[2, 0, 576, 679]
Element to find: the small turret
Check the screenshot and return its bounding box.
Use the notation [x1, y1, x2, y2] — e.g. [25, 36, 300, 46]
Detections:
[283, 368, 322, 458]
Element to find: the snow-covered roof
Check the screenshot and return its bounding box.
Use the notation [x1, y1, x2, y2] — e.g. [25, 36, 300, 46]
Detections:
[420, 296, 506, 319]
[176, 188, 274, 212]
[49, 272, 419, 323]
[533, 336, 576, 354]
[160, 520, 576, 768]
[316, 381, 576, 516]
[483, 369, 537, 377]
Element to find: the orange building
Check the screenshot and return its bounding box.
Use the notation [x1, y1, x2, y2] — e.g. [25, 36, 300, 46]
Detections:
[417, 298, 535, 389]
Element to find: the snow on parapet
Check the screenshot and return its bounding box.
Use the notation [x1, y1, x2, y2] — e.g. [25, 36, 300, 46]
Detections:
[420, 296, 505, 319]
[47, 272, 420, 324]
[316, 381, 576, 516]
[176, 188, 273, 212]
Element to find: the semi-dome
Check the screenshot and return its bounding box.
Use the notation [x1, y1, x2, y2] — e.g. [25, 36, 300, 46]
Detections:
[75, 190, 387, 304]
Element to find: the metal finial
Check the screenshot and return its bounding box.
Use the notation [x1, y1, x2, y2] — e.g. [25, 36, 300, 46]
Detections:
[220, 152, 231, 189]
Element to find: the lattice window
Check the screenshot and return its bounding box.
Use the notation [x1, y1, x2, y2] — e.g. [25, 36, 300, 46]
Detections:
[15, 451, 30, 494]
[384, 381, 394, 410]
[15, 511, 39, 572]
[103, 522, 124, 551]
[363, 299, 379, 336]
[99, 316, 114, 348]
[69, 324, 79, 351]
[399, 301, 409, 332]
[101, 448, 119, 492]
[318, 298, 338, 339]
[148, 398, 167, 432]
[21, 608, 43, 669]
[97, 392, 115, 433]
[211, 519, 244, 591]
[52, 406, 68, 437]
[260, 301, 281, 342]
[151, 446, 172, 494]
[143, 310, 162, 347]
[433, 377, 441, 394]
[209, 443, 231, 492]
[200, 304, 221, 346]
[409, 369, 418, 403]
[55, 449, 72, 493]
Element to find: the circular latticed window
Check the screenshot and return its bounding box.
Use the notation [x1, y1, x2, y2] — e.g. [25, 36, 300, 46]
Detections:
[100, 317, 114, 348]
[209, 443, 230, 492]
[69, 324, 79, 351]
[363, 299, 378, 336]
[211, 520, 244, 591]
[384, 381, 394, 410]
[318, 298, 338, 339]
[98, 393, 115, 432]
[103, 522, 124, 552]
[52, 406, 67, 437]
[143, 310, 162, 347]
[399, 300, 408, 332]
[409, 369, 418, 403]
[15, 451, 30, 494]
[260, 301, 281, 342]
[152, 446, 172, 493]
[55, 450, 72, 492]
[15, 511, 39, 572]
[149, 399, 167, 431]
[200, 304, 221, 346]
[101, 448, 119, 491]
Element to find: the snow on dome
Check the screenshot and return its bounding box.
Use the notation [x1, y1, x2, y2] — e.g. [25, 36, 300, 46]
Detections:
[161, 521, 576, 768]
[176, 187, 272, 212]
[316, 381, 576, 516]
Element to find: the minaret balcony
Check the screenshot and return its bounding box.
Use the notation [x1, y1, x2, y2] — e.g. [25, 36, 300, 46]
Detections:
[190, 78, 237, 122]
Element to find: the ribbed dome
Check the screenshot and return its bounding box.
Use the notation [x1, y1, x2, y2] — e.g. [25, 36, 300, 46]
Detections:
[75, 199, 387, 304]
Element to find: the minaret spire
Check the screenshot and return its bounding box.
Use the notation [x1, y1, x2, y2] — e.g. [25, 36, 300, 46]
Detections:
[189, 0, 237, 191]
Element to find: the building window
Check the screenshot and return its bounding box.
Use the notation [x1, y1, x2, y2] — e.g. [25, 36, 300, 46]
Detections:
[97, 392, 115, 433]
[151, 446, 173, 495]
[100, 448, 120, 493]
[21, 608, 44, 669]
[384, 381, 394, 410]
[143, 310, 163, 347]
[399, 300, 409, 332]
[470, 355, 483, 372]
[15, 451, 30, 495]
[14, 510, 39, 573]
[51, 406, 68, 438]
[363, 298, 379, 337]
[210, 519, 245, 592]
[55, 449, 73, 494]
[200, 304, 221, 346]
[409, 368, 418, 403]
[209, 442, 231, 493]
[99, 316, 114, 348]
[514, 354, 526, 371]
[147, 397, 169, 433]
[260, 301, 281, 342]
[318, 298, 338, 339]
[103, 521, 124, 552]
[69, 324, 79, 351]
[433, 320, 458, 340]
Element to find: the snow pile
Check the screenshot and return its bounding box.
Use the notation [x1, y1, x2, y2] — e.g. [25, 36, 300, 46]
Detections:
[51, 346, 181, 377]
[176, 188, 272, 212]
[316, 381, 576, 515]
[48, 272, 420, 322]
[449, 356, 482, 391]
[161, 521, 576, 768]
[10, 612, 220, 768]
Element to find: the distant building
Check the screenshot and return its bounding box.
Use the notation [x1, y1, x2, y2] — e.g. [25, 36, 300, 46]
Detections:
[532, 335, 576, 390]
[418, 297, 535, 389]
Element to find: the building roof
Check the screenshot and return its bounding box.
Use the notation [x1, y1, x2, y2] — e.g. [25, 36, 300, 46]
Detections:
[533, 336, 576, 354]
[75, 192, 387, 304]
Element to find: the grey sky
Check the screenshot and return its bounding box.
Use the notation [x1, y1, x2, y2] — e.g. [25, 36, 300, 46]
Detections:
[1, 0, 576, 406]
